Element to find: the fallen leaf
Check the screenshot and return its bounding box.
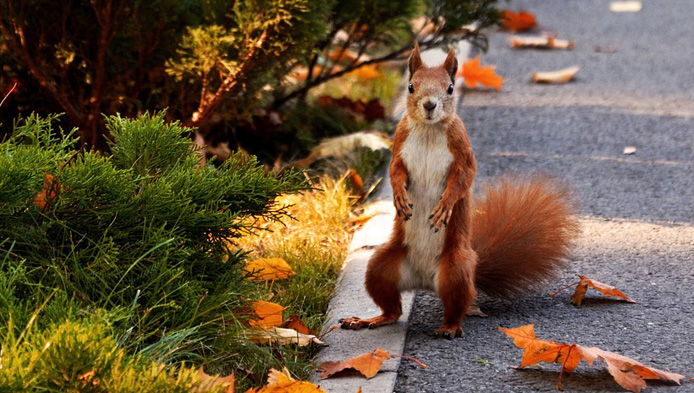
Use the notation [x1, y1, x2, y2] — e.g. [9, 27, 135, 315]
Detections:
[501, 10, 538, 32]
[610, 1, 642, 12]
[256, 368, 325, 393]
[510, 35, 574, 50]
[250, 327, 326, 346]
[570, 276, 636, 306]
[531, 66, 580, 84]
[279, 315, 317, 336]
[466, 305, 489, 318]
[197, 368, 235, 393]
[319, 348, 391, 379]
[623, 146, 637, 155]
[500, 324, 686, 392]
[457, 57, 504, 90]
[250, 301, 286, 329]
[347, 168, 364, 198]
[244, 258, 295, 281]
[34, 173, 60, 209]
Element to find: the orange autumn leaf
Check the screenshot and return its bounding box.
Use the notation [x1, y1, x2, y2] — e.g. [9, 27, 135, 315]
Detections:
[34, 173, 60, 209]
[250, 301, 286, 329]
[244, 258, 295, 281]
[279, 315, 316, 336]
[500, 324, 686, 392]
[571, 276, 636, 306]
[456, 57, 504, 91]
[501, 10, 538, 32]
[254, 367, 325, 393]
[347, 65, 382, 80]
[319, 348, 391, 380]
[196, 368, 235, 393]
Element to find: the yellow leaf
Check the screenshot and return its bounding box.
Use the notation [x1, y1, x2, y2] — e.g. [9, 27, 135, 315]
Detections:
[256, 368, 326, 393]
[197, 367, 235, 393]
[457, 57, 504, 90]
[244, 258, 295, 281]
[250, 301, 286, 329]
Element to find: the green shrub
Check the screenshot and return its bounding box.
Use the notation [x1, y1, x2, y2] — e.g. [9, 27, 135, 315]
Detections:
[0, 312, 232, 392]
[0, 112, 309, 370]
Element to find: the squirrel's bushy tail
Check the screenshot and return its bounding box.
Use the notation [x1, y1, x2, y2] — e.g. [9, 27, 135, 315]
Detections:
[472, 176, 580, 298]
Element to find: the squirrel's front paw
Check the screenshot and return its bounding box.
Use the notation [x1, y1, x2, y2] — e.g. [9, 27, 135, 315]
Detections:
[429, 203, 452, 232]
[393, 189, 413, 221]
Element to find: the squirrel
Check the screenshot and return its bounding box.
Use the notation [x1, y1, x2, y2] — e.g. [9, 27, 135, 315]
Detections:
[339, 43, 580, 339]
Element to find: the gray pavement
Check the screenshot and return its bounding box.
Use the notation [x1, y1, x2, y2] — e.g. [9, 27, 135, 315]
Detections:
[394, 0, 694, 392]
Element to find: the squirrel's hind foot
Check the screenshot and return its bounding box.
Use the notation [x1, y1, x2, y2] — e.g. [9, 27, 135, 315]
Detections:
[339, 315, 399, 330]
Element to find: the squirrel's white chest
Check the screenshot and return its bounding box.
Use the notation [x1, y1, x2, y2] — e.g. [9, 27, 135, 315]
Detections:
[398, 122, 453, 292]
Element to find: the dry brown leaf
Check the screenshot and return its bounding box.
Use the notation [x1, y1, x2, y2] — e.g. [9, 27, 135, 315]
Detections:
[466, 305, 489, 318]
[279, 315, 316, 336]
[319, 348, 391, 379]
[196, 368, 235, 393]
[510, 35, 574, 50]
[501, 10, 538, 32]
[244, 258, 295, 281]
[570, 276, 635, 306]
[500, 324, 686, 392]
[250, 301, 286, 329]
[289, 131, 390, 169]
[250, 327, 326, 347]
[532, 66, 580, 84]
[457, 57, 504, 90]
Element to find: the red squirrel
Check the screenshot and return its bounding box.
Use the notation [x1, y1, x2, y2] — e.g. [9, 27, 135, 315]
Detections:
[340, 43, 579, 339]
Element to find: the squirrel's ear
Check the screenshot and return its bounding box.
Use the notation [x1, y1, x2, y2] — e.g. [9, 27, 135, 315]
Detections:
[408, 42, 423, 80]
[442, 47, 457, 83]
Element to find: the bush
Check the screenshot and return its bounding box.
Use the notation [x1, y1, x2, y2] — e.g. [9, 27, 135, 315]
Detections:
[0, 112, 309, 370]
[0, 0, 500, 151]
[0, 313, 232, 392]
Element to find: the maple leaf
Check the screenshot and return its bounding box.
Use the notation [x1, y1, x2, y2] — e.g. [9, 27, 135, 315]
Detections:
[253, 367, 325, 393]
[551, 275, 635, 306]
[456, 57, 504, 91]
[501, 10, 538, 32]
[500, 324, 687, 392]
[279, 315, 316, 336]
[244, 258, 295, 281]
[196, 367, 235, 393]
[319, 348, 391, 379]
[250, 301, 286, 329]
[250, 327, 326, 347]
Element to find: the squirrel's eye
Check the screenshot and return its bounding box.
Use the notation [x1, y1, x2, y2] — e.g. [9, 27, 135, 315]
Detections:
[447, 84, 454, 95]
[408, 83, 414, 94]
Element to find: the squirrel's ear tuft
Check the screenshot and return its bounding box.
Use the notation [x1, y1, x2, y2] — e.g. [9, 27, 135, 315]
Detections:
[408, 42, 423, 80]
[442, 47, 457, 83]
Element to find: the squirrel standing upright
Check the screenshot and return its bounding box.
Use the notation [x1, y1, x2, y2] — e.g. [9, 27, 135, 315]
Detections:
[340, 43, 580, 339]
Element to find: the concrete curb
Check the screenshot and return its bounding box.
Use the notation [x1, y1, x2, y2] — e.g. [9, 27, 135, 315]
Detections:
[311, 40, 472, 393]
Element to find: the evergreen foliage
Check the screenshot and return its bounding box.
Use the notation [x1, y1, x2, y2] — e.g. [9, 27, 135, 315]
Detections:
[0, 0, 500, 150]
[0, 112, 309, 373]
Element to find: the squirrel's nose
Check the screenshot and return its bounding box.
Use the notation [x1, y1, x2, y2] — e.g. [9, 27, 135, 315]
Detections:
[423, 101, 437, 111]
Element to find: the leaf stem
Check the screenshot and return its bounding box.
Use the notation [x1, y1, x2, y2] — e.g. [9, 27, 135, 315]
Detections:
[549, 281, 580, 297]
[392, 354, 427, 369]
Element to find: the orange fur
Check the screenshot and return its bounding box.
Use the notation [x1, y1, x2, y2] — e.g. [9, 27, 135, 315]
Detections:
[340, 44, 579, 338]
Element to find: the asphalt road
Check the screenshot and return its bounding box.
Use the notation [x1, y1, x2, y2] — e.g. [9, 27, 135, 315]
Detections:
[394, 1, 694, 392]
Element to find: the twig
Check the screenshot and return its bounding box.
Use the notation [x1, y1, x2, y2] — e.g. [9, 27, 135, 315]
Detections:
[0, 82, 17, 108]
